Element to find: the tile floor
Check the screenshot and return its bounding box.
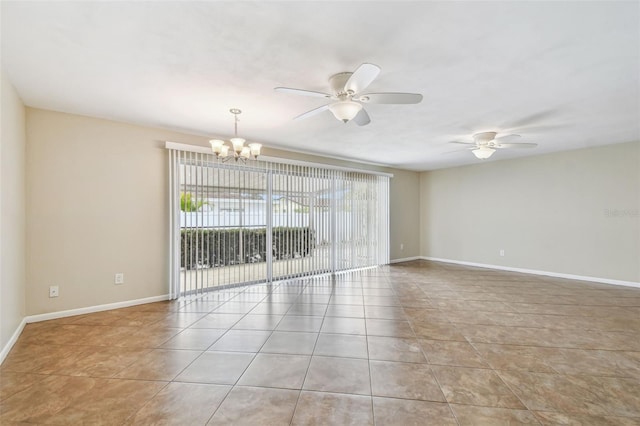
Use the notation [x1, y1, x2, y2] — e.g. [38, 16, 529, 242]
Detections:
[1, 260, 640, 425]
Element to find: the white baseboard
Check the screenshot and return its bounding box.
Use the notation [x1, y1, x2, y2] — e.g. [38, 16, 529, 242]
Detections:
[1, 294, 170, 365]
[25, 294, 171, 323]
[390, 256, 421, 264]
[420, 256, 640, 289]
[0, 318, 27, 364]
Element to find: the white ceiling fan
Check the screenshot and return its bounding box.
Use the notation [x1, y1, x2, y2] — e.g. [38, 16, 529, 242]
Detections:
[448, 132, 538, 159]
[275, 63, 423, 126]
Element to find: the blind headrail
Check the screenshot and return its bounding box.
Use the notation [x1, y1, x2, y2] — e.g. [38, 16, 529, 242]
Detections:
[165, 141, 394, 178]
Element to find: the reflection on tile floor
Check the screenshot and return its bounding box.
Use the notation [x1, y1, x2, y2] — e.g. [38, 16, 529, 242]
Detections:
[2, 260, 640, 425]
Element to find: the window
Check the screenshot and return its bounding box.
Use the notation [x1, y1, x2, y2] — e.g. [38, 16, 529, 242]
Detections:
[167, 143, 390, 298]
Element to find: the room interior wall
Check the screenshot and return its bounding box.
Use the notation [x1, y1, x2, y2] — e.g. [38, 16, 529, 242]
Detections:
[26, 109, 181, 315]
[1, 72, 27, 355]
[25, 108, 421, 316]
[420, 141, 640, 283]
[388, 168, 420, 261]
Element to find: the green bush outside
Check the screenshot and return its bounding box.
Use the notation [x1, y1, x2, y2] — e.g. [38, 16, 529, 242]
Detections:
[181, 227, 316, 270]
[180, 192, 207, 212]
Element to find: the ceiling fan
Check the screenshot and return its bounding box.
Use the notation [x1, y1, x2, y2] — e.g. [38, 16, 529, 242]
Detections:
[275, 63, 423, 126]
[449, 132, 538, 159]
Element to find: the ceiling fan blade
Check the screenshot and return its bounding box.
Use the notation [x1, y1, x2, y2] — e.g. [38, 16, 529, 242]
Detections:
[344, 63, 380, 95]
[353, 108, 371, 126]
[494, 134, 521, 142]
[275, 87, 331, 98]
[442, 148, 473, 155]
[358, 92, 423, 104]
[293, 104, 330, 120]
[448, 141, 475, 145]
[496, 143, 538, 149]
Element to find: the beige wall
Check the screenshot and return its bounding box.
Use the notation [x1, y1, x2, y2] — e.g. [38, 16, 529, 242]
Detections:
[420, 141, 640, 283]
[1, 72, 27, 352]
[26, 108, 420, 315]
[27, 109, 198, 315]
[388, 169, 420, 260]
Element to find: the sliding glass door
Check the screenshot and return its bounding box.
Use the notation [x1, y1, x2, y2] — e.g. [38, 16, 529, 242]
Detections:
[332, 172, 390, 272]
[171, 151, 269, 295]
[269, 162, 333, 280]
[168, 145, 390, 298]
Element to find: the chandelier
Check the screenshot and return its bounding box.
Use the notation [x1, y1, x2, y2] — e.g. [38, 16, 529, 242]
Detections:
[209, 109, 262, 161]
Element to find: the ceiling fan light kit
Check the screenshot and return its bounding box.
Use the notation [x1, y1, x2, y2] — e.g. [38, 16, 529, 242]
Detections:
[449, 131, 538, 160]
[472, 146, 496, 159]
[209, 109, 261, 162]
[329, 100, 362, 122]
[275, 63, 423, 125]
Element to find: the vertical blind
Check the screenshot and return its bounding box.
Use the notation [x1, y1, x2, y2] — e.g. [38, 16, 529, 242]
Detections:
[168, 144, 390, 298]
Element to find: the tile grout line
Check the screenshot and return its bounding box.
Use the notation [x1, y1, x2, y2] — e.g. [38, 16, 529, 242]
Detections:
[288, 281, 320, 425]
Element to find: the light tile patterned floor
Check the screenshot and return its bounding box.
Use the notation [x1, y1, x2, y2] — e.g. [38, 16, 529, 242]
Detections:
[1, 260, 640, 425]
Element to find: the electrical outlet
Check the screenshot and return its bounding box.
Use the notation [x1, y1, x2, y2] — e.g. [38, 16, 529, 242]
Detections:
[49, 285, 59, 298]
[499, 249, 505, 257]
[400, 243, 404, 251]
[114, 273, 124, 285]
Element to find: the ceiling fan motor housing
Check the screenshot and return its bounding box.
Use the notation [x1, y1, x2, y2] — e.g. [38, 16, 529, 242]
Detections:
[474, 131, 498, 145]
[329, 72, 353, 97]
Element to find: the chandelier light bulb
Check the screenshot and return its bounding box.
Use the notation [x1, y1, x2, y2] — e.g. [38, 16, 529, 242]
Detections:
[240, 146, 251, 159]
[248, 143, 262, 158]
[230, 137, 246, 154]
[209, 139, 224, 155]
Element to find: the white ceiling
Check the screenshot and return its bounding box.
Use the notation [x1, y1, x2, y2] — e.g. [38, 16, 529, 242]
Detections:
[2, 1, 638, 171]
